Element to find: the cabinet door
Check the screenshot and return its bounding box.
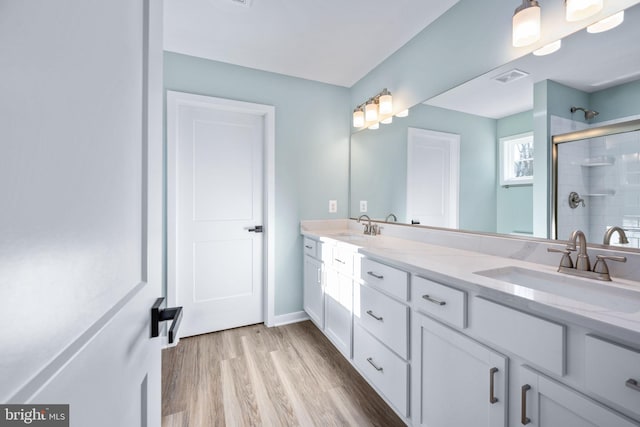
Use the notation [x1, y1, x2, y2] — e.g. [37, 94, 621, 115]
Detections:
[519, 367, 639, 427]
[303, 254, 324, 329]
[412, 313, 508, 427]
[324, 268, 353, 358]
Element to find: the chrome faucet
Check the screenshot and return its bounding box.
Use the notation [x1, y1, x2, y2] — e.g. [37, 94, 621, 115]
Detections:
[566, 230, 590, 271]
[603, 226, 629, 245]
[548, 229, 626, 281]
[385, 213, 397, 223]
[357, 214, 377, 235]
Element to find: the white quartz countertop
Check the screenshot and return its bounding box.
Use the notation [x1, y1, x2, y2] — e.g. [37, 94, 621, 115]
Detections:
[301, 225, 640, 338]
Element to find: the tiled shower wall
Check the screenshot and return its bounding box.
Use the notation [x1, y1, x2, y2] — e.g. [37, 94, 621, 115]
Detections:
[555, 115, 640, 248]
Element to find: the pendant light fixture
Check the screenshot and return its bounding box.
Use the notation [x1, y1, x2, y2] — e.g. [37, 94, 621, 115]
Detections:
[587, 10, 624, 33]
[533, 39, 562, 56]
[512, 0, 541, 47]
[565, 0, 603, 21]
[365, 98, 378, 122]
[352, 107, 365, 128]
[378, 89, 393, 115]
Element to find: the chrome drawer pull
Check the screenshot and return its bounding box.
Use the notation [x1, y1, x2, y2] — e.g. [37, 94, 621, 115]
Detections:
[422, 294, 446, 306]
[366, 357, 383, 372]
[626, 378, 640, 392]
[489, 367, 499, 404]
[521, 384, 531, 425]
[367, 271, 384, 279]
[366, 310, 383, 321]
[334, 258, 345, 264]
[304, 245, 313, 249]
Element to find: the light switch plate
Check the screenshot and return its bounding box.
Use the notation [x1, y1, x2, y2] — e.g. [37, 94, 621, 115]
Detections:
[360, 200, 367, 212]
[329, 200, 337, 213]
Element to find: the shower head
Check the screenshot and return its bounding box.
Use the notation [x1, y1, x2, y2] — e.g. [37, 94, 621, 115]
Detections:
[570, 106, 599, 120]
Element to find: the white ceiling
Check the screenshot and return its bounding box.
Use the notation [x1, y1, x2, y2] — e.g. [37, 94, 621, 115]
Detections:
[163, 0, 460, 88]
[425, 4, 640, 119]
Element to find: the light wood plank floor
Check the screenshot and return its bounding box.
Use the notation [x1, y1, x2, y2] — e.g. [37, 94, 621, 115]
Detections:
[162, 321, 406, 427]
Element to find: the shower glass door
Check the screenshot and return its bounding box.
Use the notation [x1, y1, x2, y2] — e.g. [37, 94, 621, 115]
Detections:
[553, 119, 640, 247]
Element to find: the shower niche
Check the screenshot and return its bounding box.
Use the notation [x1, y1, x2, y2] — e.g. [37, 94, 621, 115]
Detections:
[553, 119, 640, 248]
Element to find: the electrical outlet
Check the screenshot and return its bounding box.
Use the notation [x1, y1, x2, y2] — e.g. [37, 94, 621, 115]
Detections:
[329, 200, 337, 213]
[360, 200, 368, 212]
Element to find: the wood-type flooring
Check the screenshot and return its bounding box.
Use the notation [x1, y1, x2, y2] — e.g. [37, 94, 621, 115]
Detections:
[162, 320, 405, 427]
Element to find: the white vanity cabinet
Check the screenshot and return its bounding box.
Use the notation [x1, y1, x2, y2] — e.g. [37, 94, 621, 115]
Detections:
[518, 366, 639, 427]
[412, 311, 508, 427]
[301, 225, 640, 427]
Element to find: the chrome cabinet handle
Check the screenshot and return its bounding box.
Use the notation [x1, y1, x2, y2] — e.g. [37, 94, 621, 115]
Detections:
[304, 244, 313, 249]
[334, 258, 345, 264]
[422, 294, 446, 306]
[489, 367, 499, 404]
[367, 271, 384, 279]
[317, 267, 321, 284]
[521, 384, 531, 425]
[626, 379, 640, 392]
[366, 310, 383, 321]
[366, 357, 383, 372]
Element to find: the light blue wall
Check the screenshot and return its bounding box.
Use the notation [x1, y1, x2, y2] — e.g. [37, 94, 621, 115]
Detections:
[496, 111, 534, 235]
[350, 0, 634, 117]
[591, 79, 640, 123]
[351, 104, 497, 232]
[164, 52, 350, 316]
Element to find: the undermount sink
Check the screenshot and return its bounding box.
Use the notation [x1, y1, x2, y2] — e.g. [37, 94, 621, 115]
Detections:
[333, 232, 371, 242]
[474, 266, 640, 313]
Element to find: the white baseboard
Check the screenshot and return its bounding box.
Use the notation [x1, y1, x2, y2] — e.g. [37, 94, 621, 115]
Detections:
[271, 311, 309, 327]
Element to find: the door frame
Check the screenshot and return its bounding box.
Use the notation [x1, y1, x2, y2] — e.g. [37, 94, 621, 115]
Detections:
[166, 91, 276, 331]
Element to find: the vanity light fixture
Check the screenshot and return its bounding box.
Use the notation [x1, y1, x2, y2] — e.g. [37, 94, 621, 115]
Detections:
[565, 0, 603, 22]
[587, 10, 624, 33]
[533, 39, 562, 55]
[352, 88, 396, 128]
[512, 0, 541, 47]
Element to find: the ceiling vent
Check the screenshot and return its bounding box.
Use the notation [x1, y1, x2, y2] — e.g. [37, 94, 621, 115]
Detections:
[493, 69, 530, 84]
[230, 0, 252, 7]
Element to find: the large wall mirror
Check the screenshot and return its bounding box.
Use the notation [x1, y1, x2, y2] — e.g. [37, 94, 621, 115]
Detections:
[350, 2, 640, 250]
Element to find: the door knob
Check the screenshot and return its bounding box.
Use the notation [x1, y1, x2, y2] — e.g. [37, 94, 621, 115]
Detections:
[247, 225, 263, 233]
[151, 297, 183, 344]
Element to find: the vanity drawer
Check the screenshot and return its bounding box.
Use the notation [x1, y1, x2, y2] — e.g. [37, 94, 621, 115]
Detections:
[413, 276, 466, 329]
[360, 258, 409, 301]
[585, 335, 640, 417]
[330, 245, 354, 276]
[353, 323, 408, 417]
[303, 237, 319, 258]
[471, 297, 565, 376]
[356, 283, 409, 359]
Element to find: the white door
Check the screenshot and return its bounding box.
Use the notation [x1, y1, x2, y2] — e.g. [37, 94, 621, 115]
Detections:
[167, 91, 272, 337]
[406, 128, 460, 227]
[0, 0, 164, 425]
